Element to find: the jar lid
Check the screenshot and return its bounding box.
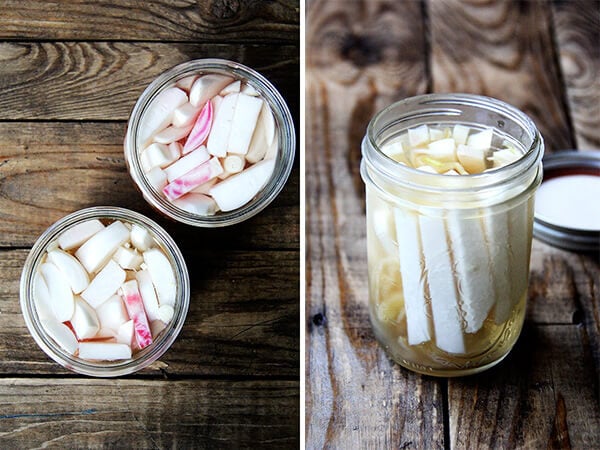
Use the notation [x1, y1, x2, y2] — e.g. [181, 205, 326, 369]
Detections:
[533, 150, 600, 252]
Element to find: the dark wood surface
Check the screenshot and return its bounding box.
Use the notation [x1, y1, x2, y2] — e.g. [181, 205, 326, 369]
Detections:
[306, 0, 600, 448]
[0, 1, 299, 448]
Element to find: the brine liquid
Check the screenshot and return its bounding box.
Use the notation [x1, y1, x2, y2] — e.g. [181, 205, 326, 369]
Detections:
[366, 123, 534, 376]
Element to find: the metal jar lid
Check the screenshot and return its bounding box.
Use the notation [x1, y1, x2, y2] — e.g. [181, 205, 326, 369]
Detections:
[533, 150, 600, 252]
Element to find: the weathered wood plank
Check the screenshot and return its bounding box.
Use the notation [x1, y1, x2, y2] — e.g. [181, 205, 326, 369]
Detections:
[0, 0, 299, 44]
[0, 42, 299, 120]
[0, 122, 299, 249]
[551, 0, 600, 149]
[429, 0, 574, 153]
[0, 378, 299, 449]
[448, 325, 600, 449]
[0, 249, 298, 377]
[306, 1, 442, 448]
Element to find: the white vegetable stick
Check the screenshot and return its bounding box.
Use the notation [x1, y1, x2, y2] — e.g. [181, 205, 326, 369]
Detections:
[145, 167, 167, 191]
[263, 129, 279, 160]
[223, 155, 244, 174]
[172, 102, 200, 128]
[41, 320, 78, 355]
[220, 80, 241, 95]
[245, 103, 276, 163]
[47, 249, 89, 294]
[429, 128, 445, 141]
[241, 83, 259, 96]
[143, 249, 176, 306]
[71, 297, 100, 340]
[96, 295, 130, 332]
[418, 214, 466, 354]
[150, 320, 167, 338]
[227, 94, 263, 155]
[212, 95, 223, 116]
[173, 193, 218, 216]
[140, 142, 180, 172]
[408, 124, 429, 147]
[467, 128, 493, 150]
[75, 220, 130, 273]
[457, 144, 487, 174]
[507, 200, 530, 309]
[78, 342, 132, 360]
[482, 212, 513, 324]
[112, 246, 143, 270]
[189, 74, 233, 107]
[446, 211, 495, 333]
[425, 138, 456, 162]
[393, 209, 431, 346]
[209, 158, 275, 212]
[372, 205, 396, 255]
[58, 219, 104, 251]
[33, 271, 54, 320]
[164, 146, 210, 182]
[139, 87, 188, 146]
[130, 224, 155, 252]
[453, 124, 470, 145]
[80, 260, 126, 308]
[135, 269, 160, 322]
[175, 75, 197, 92]
[116, 320, 134, 346]
[157, 304, 174, 324]
[206, 93, 238, 157]
[40, 262, 74, 322]
[153, 124, 193, 145]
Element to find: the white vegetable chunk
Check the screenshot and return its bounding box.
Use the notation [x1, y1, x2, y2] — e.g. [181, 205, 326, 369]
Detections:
[33, 271, 54, 320]
[145, 167, 167, 191]
[206, 93, 239, 157]
[138, 87, 187, 146]
[135, 269, 160, 322]
[96, 295, 130, 332]
[246, 103, 276, 163]
[189, 74, 234, 108]
[467, 128, 493, 150]
[157, 304, 174, 324]
[39, 262, 75, 322]
[71, 297, 100, 340]
[227, 94, 264, 155]
[80, 260, 126, 308]
[172, 102, 200, 128]
[58, 219, 104, 251]
[173, 193, 218, 216]
[453, 124, 470, 145]
[457, 144, 487, 174]
[116, 320, 135, 346]
[153, 124, 193, 145]
[112, 246, 143, 270]
[143, 249, 176, 306]
[78, 342, 132, 360]
[418, 214, 466, 354]
[47, 249, 89, 294]
[130, 224, 155, 252]
[164, 146, 210, 182]
[41, 320, 78, 355]
[75, 220, 130, 273]
[140, 142, 180, 172]
[209, 159, 275, 211]
[220, 80, 241, 95]
[408, 125, 430, 147]
[393, 209, 431, 346]
[446, 211, 495, 333]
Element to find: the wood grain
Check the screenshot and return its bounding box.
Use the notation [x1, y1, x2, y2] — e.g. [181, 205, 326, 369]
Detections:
[0, 42, 299, 120]
[0, 378, 299, 449]
[552, 0, 600, 149]
[448, 325, 600, 449]
[306, 1, 442, 448]
[0, 122, 299, 249]
[1, 248, 298, 377]
[429, 0, 574, 153]
[0, 0, 299, 44]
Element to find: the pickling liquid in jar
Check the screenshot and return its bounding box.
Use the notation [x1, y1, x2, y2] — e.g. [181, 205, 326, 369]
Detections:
[361, 100, 543, 377]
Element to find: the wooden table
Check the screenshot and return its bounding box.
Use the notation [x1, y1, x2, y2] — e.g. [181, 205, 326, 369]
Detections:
[306, 0, 599, 448]
[0, 1, 299, 448]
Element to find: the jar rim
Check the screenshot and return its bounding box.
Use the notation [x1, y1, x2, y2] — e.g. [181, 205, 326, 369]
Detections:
[361, 93, 544, 207]
[124, 58, 296, 227]
[20, 206, 190, 377]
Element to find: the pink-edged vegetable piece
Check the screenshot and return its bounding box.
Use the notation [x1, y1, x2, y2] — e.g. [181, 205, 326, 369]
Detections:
[120, 280, 153, 349]
[182, 100, 213, 154]
[162, 158, 223, 201]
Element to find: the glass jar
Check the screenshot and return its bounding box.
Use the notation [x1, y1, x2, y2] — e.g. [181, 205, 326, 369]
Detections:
[20, 206, 190, 377]
[360, 94, 544, 376]
[124, 58, 296, 227]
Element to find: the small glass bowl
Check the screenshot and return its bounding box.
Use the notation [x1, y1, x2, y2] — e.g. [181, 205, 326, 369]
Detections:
[124, 58, 296, 227]
[20, 206, 190, 377]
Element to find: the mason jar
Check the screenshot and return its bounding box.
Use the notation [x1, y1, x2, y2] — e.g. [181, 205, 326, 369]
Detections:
[20, 206, 190, 377]
[124, 58, 296, 227]
[360, 94, 544, 376]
